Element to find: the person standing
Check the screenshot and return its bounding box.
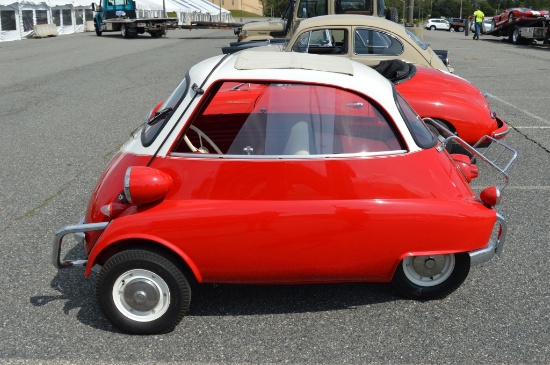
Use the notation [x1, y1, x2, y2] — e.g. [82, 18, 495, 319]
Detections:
[472, 6, 485, 40]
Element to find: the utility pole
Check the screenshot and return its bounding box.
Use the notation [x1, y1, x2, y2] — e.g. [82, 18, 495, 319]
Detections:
[407, 0, 414, 25]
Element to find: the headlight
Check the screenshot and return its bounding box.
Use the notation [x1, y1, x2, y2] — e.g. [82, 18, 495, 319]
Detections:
[124, 166, 172, 205]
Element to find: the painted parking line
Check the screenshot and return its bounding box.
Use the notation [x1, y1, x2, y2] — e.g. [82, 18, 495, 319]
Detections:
[488, 93, 550, 125]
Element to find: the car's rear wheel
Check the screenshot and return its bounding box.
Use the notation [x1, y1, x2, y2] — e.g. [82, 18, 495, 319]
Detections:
[392, 253, 470, 299]
[430, 25, 436, 31]
[458, 26, 464, 32]
[96, 249, 191, 334]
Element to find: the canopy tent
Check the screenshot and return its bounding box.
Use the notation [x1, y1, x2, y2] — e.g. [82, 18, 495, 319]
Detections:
[0, 0, 233, 41]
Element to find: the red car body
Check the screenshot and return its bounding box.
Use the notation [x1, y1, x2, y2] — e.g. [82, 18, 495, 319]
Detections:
[493, 7, 550, 27]
[392, 64, 508, 144]
[52, 51, 517, 334]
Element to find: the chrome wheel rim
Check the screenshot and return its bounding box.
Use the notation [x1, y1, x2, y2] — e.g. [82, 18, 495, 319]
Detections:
[112, 269, 170, 322]
[403, 255, 455, 287]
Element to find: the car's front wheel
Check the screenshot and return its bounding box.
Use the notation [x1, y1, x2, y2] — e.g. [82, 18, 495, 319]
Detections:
[392, 253, 470, 299]
[96, 249, 191, 334]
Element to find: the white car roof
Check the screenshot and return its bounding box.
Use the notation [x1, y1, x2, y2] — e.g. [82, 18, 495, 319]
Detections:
[234, 51, 354, 76]
[130, 51, 422, 157]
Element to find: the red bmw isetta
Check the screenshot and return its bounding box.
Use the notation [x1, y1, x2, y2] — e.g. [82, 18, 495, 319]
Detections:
[52, 51, 517, 334]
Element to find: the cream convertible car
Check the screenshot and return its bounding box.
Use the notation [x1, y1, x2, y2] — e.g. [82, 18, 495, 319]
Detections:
[224, 15, 452, 73]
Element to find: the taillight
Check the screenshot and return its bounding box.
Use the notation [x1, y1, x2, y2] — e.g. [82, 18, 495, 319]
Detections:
[124, 166, 172, 205]
[480, 186, 501, 207]
[100, 202, 127, 218]
[451, 154, 479, 182]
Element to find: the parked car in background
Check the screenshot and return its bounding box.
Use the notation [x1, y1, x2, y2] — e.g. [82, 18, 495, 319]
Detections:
[223, 16, 510, 144]
[373, 60, 508, 144]
[424, 18, 451, 30]
[492, 7, 550, 28]
[52, 51, 516, 335]
[470, 17, 495, 33]
[246, 15, 452, 72]
[449, 18, 466, 32]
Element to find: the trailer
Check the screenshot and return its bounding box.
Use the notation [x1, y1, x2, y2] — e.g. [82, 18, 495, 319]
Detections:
[177, 21, 244, 31]
[485, 14, 550, 44]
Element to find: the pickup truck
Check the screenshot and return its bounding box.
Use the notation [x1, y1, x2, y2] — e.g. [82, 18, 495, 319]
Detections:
[449, 18, 466, 32]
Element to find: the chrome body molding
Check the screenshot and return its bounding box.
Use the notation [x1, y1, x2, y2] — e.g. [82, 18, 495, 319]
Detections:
[469, 213, 507, 266]
[52, 221, 108, 269]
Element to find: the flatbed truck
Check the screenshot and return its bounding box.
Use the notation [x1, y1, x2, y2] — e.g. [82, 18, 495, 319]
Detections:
[92, 0, 177, 38]
[485, 14, 550, 44]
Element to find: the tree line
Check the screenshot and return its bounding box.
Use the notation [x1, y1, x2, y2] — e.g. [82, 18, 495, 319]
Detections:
[262, 0, 550, 21]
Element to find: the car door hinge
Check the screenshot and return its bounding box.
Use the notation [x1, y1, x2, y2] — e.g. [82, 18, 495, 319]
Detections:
[192, 83, 204, 95]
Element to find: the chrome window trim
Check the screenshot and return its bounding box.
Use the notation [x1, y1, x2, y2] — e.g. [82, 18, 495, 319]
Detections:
[169, 150, 407, 159]
[353, 28, 405, 56]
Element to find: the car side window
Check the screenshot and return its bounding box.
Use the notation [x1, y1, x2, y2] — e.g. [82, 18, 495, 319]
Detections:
[297, 0, 328, 18]
[292, 29, 348, 55]
[171, 81, 404, 157]
[395, 91, 436, 149]
[335, 0, 373, 15]
[354, 28, 404, 55]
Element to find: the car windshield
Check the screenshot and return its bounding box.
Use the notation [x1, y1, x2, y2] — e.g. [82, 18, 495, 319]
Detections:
[171, 81, 405, 156]
[405, 28, 428, 50]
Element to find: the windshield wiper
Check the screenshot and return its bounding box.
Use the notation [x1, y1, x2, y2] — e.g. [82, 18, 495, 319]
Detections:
[148, 107, 172, 125]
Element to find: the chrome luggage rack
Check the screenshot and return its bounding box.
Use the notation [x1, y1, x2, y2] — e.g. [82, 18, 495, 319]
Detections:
[423, 118, 518, 192]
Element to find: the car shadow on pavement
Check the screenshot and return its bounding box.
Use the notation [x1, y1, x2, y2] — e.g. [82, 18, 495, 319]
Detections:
[30, 244, 401, 332]
[30, 245, 116, 332]
[188, 281, 398, 316]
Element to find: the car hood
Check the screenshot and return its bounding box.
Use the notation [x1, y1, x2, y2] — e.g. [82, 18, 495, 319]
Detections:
[243, 20, 285, 32]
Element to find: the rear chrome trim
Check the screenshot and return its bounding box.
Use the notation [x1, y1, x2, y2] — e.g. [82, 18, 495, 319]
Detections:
[424, 118, 517, 192]
[469, 213, 506, 266]
[52, 222, 108, 269]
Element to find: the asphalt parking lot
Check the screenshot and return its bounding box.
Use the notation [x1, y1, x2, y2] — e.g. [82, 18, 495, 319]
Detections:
[0, 27, 548, 364]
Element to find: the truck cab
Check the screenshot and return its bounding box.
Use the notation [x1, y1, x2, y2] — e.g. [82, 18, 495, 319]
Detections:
[236, 0, 395, 42]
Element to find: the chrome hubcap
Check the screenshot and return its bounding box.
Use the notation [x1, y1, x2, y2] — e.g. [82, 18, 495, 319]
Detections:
[113, 269, 170, 322]
[403, 255, 455, 287]
[123, 279, 160, 312]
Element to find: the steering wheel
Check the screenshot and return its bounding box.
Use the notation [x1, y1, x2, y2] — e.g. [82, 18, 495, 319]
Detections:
[184, 125, 223, 154]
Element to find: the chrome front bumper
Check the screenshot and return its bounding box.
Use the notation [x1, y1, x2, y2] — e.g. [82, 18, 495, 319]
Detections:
[52, 221, 108, 269]
[469, 213, 507, 266]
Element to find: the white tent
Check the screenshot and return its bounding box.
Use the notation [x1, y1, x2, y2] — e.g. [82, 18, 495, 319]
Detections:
[0, 0, 233, 42]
